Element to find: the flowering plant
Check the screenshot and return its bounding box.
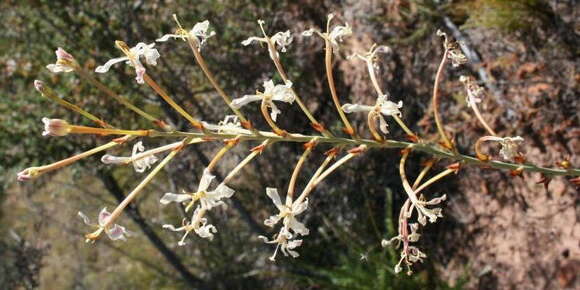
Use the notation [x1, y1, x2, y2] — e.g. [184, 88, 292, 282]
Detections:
[17, 13, 579, 277]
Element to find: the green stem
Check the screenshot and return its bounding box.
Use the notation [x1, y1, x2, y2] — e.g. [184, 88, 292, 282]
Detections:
[147, 129, 580, 177]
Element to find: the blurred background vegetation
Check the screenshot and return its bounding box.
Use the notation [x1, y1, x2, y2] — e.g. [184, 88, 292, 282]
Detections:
[1, 0, 578, 289]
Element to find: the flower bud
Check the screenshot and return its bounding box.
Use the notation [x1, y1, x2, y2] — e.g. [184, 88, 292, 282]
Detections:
[17, 167, 40, 181]
[42, 117, 71, 136]
[34, 80, 44, 92]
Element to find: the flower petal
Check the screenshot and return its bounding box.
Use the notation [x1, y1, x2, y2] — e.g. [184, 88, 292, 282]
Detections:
[78, 211, 92, 225]
[292, 198, 308, 215]
[195, 223, 217, 240]
[98, 207, 111, 226]
[214, 183, 235, 199]
[271, 31, 293, 52]
[160, 193, 192, 205]
[379, 115, 389, 134]
[156, 33, 184, 42]
[269, 102, 281, 122]
[266, 187, 284, 210]
[341, 104, 373, 113]
[286, 216, 310, 236]
[101, 154, 131, 165]
[231, 94, 263, 109]
[95, 57, 129, 73]
[133, 155, 158, 173]
[162, 224, 184, 232]
[379, 100, 403, 117]
[198, 169, 215, 192]
[241, 37, 264, 46]
[143, 47, 160, 66]
[264, 215, 282, 227]
[46, 64, 74, 73]
[271, 81, 295, 103]
[106, 224, 127, 241]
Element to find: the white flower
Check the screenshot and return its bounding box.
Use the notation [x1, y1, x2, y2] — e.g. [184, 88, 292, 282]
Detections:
[163, 207, 217, 245]
[242, 29, 293, 53]
[258, 186, 310, 261]
[157, 20, 216, 50]
[328, 22, 351, 49]
[342, 95, 403, 134]
[303, 14, 351, 51]
[131, 141, 159, 173]
[270, 30, 293, 52]
[258, 227, 303, 261]
[160, 168, 234, 211]
[189, 20, 216, 46]
[349, 44, 391, 63]
[231, 80, 294, 122]
[46, 47, 75, 73]
[459, 75, 484, 107]
[413, 194, 447, 226]
[263, 187, 309, 236]
[101, 141, 159, 173]
[79, 208, 129, 242]
[41, 117, 71, 137]
[241, 20, 293, 60]
[95, 42, 160, 84]
[201, 115, 249, 134]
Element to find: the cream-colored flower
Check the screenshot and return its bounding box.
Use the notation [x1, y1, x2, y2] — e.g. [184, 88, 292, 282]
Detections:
[95, 42, 160, 84]
[263, 187, 309, 236]
[242, 23, 293, 53]
[302, 14, 352, 51]
[202, 115, 250, 134]
[163, 207, 217, 245]
[258, 227, 303, 261]
[241, 20, 293, 60]
[160, 168, 234, 211]
[349, 44, 391, 64]
[101, 141, 159, 173]
[412, 194, 447, 226]
[342, 95, 403, 134]
[328, 22, 352, 49]
[231, 80, 294, 122]
[157, 19, 216, 50]
[131, 141, 159, 173]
